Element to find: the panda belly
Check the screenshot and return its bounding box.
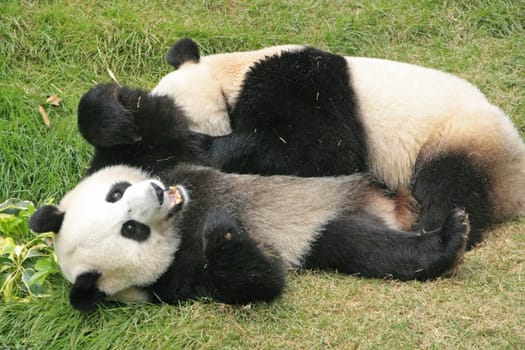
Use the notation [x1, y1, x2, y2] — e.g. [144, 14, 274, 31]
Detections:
[235, 176, 350, 268]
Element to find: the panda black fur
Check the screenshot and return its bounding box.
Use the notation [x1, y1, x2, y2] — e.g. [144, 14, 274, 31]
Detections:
[30, 164, 469, 311]
[78, 39, 525, 250]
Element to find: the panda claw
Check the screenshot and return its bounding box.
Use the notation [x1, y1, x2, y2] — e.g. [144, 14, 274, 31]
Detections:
[440, 208, 470, 249]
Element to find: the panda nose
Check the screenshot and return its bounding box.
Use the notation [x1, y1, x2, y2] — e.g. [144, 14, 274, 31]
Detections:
[150, 182, 165, 205]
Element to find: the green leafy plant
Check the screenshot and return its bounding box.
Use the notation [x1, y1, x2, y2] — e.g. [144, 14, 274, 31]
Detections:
[0, 199, 59, 301]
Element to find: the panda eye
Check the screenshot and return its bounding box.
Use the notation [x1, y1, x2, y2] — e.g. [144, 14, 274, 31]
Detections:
[111, 191, 122, 201]
[106, 182, 131, 203]
[121, 220, 151, 242]
[123, 221, 135, 235]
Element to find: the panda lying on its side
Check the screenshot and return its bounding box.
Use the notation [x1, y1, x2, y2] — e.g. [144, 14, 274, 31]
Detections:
[78, 39, 525, 250]
[30, 163, 468, 312]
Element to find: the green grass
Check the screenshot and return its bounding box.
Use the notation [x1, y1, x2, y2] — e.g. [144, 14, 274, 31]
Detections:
[1, 0, 524, 348]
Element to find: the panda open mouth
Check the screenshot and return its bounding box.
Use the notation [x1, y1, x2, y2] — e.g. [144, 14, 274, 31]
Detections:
[167, 186, 183, 206]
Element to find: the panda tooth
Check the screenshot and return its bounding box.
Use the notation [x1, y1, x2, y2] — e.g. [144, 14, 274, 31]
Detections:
[168, 186, 183, 206]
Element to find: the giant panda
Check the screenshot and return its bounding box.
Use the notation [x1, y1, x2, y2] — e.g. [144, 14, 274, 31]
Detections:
[30, 163, 469, 311]
[78, 38, 525, 250]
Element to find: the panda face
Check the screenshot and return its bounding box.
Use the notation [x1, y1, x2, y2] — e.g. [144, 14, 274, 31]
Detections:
[54, 165, 187, 297]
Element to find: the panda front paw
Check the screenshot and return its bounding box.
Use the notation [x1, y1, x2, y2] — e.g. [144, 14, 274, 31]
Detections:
[78, 83, 144, 147]
[202, 211, 245, 256]
[202, 210, 286, 305]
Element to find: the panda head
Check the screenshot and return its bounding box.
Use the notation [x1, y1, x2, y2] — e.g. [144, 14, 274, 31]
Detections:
[151, 38, 231, 136]
[29, 165, 188, 311]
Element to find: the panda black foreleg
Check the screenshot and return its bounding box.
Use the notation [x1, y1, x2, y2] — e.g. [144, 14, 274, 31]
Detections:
[412, 153, 492, 249]
[202, 210, 286, 304]
[208, 132, 294, 175]
[77, 83, 142, 148]
[304, 209, 469, 281]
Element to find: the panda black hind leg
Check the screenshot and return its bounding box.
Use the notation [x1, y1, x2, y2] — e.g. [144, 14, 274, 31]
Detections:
[304, 208, 469, 281]
[202, 210, 286, 304]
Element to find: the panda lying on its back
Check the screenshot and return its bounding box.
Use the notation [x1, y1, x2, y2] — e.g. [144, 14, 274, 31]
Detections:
[30, 164, 468, 311]
[79, 39, 525, 250]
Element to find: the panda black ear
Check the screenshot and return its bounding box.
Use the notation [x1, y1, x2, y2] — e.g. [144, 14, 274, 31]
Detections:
[29, 205, 64, 234]
[166, 38, 200, 69]
[70, 271, 106, 312]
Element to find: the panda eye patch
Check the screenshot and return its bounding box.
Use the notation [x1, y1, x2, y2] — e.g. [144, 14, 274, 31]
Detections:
[121, 220, 151, 242]
[106, 182, 131, 203]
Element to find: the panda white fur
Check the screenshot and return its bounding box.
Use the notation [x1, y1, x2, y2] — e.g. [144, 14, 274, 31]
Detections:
[30, 164, 469, 311]
[78, 38, 524, 250]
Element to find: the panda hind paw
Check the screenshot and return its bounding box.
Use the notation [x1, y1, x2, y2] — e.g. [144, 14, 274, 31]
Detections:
[439, 208, 470, 251]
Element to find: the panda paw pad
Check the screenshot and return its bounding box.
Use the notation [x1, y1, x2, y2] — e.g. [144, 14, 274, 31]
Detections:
[203, 212, 244, 254]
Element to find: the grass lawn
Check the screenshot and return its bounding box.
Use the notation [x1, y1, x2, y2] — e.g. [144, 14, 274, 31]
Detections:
[1, 0, 524, 348]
